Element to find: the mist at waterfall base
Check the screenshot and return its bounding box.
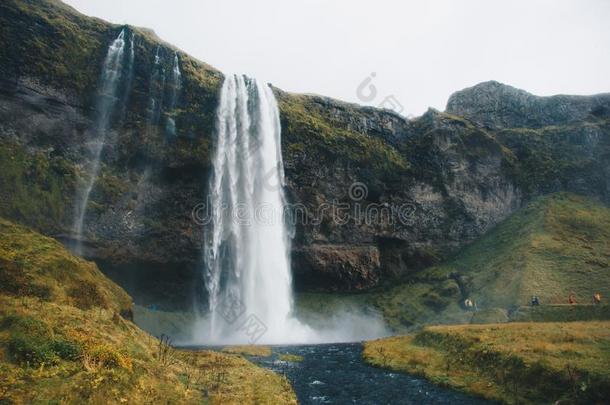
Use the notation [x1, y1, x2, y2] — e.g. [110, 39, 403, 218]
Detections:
[189, 74, 389, 345]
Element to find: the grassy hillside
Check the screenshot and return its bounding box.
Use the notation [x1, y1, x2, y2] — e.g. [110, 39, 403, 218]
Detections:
[296, 193, 610, 330]
[377, 193, 610, 328]
[364, 322, 610, 404]
[0, 218, 296, 404]
[422, 192, 610, 307]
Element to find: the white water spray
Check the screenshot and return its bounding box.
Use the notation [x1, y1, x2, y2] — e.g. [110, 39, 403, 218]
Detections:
[165, 53, 181, 137]
[73, 29, 130, 254]
[187, 75, 391, 345]
[198, 74, 311, 344]
[119, 33, 135, 119]
[147, 46, 165, 126]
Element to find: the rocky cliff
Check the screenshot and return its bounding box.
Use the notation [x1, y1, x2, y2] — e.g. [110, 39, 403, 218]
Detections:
[1, 0, 609, 309]
[446, 80, 610, 129]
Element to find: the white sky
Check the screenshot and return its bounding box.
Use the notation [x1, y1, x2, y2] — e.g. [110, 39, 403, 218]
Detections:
[63, 0, 610, 117]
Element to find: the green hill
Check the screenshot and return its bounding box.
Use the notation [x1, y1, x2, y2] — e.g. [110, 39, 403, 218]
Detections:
[381, 193, 610, 328]
[0, 218, 296, 404]
[297, 193, 610, 329]
[425, 192, 610, 307]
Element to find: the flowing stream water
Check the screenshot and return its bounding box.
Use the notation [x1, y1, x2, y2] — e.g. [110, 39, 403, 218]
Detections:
[253, 343, 497, 405]
[73, 29, 132, 254]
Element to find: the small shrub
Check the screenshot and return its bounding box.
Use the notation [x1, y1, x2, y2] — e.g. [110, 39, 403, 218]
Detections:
[50, 339, 82, 361]
[2, 315, 82, 366]
[1, 315, 52, 337]
[0, 260, 51, 299]
[8, 333, 59, 366]
[156, 334, 177, 366]
[68, 280, 107, 310]
[119, 308, 134, 321]
[0, 259, 27, 295]
[439, 280, 461, 297]
[24, 283, 53, 300]
[85, 344, 132, 370]
[422, 291, 450, 311]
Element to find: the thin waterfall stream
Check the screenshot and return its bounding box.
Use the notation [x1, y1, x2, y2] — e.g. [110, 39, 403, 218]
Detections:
[165, 52, 181, 137]
[72, 29, 133, 255]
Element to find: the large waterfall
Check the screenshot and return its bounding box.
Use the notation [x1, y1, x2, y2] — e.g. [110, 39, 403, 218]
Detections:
[200, 74, 311, 344]
[73, 29, 133, 255]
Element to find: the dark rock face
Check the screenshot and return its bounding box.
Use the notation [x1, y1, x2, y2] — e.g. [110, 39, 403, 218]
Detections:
[279, 97, 526, 290]
[1, 0, 609, 307]
[293, 245, 381, 291]
[446, 80, 610, 129]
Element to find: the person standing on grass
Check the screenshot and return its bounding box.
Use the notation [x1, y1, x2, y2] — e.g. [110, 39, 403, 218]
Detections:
[568, 293, 576, 304]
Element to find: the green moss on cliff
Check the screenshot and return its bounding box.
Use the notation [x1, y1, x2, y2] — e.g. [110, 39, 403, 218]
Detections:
[497, 119, 610, 195]
[0, 142, 75, 233]
[0, 0, 108, 96]
[278, 93, 409, 173]
[1, 0, 223, 169]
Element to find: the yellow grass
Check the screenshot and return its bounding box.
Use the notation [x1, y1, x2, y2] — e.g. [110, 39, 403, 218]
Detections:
[222, 345, 272, 357]
[0, 219, 296, 404]
[364, 321, 610, 404]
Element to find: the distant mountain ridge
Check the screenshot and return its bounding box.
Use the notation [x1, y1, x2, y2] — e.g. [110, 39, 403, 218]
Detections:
[446, 80, 610, 129]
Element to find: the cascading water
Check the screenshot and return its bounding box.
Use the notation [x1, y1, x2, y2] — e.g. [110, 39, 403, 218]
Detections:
[73, 28, 132, 255]
[147, 46, 165, 125]
[199, 74, 312, 344]
[164, 53, 181, 137]
[118, 33, 135, 119]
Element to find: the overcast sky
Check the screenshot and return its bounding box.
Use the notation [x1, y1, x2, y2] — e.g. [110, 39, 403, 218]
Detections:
[63, 0, 610, 117]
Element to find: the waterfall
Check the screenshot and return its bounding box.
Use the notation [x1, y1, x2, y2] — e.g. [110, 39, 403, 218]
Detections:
[165, 53, 181, 137]
[119, 33, 135, 119]
[147, 46, 165, 126]
[73, 28, 131, 255]
[200, 74, 310, 344]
